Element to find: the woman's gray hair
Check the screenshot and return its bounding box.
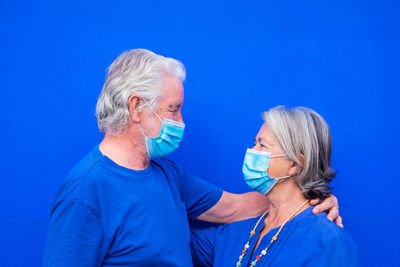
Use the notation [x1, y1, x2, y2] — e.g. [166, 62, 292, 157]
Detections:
[263, 106, 336, 200]
[96, 49, 186, 135]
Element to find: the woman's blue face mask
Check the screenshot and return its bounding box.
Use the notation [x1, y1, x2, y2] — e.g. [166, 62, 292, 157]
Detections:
[242, 148, 290, 195]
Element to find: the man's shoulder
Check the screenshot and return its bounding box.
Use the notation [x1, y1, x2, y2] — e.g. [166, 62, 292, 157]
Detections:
[53, 147, 105, 204]
[152, 157, 178, 168]
[69, 147, 103, 176]
[152, 157, 186, 175]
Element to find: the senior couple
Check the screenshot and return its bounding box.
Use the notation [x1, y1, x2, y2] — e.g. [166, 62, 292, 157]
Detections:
[43, 49, 359, 266]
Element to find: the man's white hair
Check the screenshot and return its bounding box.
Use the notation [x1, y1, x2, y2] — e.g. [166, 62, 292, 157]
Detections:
[96, 49, 186, 135]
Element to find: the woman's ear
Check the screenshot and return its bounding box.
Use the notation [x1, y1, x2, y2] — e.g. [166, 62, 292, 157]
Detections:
[288, 161, 299, 176]
[128, 95, 142, 123]
[288, 154, 304, 176]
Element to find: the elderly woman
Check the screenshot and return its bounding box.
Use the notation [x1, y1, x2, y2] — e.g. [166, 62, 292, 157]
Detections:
[190, 106, 360, 266]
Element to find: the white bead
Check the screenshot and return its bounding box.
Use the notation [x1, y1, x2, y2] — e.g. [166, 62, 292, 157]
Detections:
[261, 250, 266, 255]
[245, 244, 250, 249]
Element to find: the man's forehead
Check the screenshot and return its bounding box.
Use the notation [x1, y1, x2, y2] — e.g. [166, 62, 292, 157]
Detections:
[158, 94, 183, 104]
[159, 81, 184, 98]
[156, 95, 183, 110]
[161, 75, 184, 92]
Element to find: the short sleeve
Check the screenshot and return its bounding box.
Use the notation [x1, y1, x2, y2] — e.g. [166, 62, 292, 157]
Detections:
[190, 220, 219, 267]
[43, 199, 107, 267]
[176, 164, 223, 220]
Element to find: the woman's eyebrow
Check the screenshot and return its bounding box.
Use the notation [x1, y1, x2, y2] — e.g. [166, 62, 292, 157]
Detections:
[257, 137, 273, 146]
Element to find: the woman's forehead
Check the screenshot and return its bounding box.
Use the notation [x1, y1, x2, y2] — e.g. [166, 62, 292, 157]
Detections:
[257, 123, 277, 144]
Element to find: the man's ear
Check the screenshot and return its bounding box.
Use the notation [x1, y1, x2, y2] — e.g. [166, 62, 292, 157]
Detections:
[128, 95, 142, 123]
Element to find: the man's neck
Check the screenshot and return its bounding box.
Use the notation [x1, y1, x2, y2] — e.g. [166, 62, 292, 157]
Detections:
[99, 132, 150, 170]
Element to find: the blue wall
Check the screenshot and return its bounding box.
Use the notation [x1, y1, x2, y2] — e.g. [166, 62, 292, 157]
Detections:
[1, 0, 399, 266]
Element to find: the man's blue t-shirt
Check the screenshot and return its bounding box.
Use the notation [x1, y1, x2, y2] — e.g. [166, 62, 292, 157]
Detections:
[43, 145, 223, 266]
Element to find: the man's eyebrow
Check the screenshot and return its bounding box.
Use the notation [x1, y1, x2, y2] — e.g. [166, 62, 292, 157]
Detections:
[168, 103, 182, 109]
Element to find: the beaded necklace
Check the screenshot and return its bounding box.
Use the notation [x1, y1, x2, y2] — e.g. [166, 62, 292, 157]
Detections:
[236, 199, 310, 267]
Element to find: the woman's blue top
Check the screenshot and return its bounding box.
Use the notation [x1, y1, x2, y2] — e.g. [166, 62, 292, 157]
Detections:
[191, 206, 360, 266]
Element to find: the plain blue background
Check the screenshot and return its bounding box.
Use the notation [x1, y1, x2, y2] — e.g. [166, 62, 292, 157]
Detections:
[1, 0, 399, 266]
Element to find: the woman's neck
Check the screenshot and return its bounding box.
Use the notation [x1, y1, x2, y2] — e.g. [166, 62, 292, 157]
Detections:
[264, 181, 309, 228]
[250, 180, 309, 255]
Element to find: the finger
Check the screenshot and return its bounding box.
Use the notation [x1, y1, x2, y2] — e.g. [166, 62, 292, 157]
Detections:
[312, 205, 320, 214]
[335, 216, 343, 228]
[330, 194, 339, 206]
[312, 198, 330, 214]
[313, 194, 338, 214]
[309, 198, 320, 206]
[327, 206, 339, 222]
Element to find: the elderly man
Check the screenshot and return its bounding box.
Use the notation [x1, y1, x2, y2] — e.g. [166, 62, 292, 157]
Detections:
[43, 49, 340, 266]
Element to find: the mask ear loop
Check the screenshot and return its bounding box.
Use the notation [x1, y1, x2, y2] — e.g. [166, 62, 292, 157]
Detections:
[134, 98, 150, 138]
[269, 154, 288, 158]
[142, 99, 163, 123]
[135, 98, 163, 137]
[275, 175, 291, 180]
[268, 154, 292, 180]
[137, 123, 146, 137]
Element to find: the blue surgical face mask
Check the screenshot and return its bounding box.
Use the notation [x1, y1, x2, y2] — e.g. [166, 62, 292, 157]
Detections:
[242, 148, 290, 195]
[137, 102, 185, 159]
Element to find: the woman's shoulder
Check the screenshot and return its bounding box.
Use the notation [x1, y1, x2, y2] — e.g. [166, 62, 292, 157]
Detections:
[305, 209, 346, 233]
[265, 207, 362, 266]
[297, 207, 340, 232]
[290, 207, 361, 265]
[297, 207, 358, 248]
